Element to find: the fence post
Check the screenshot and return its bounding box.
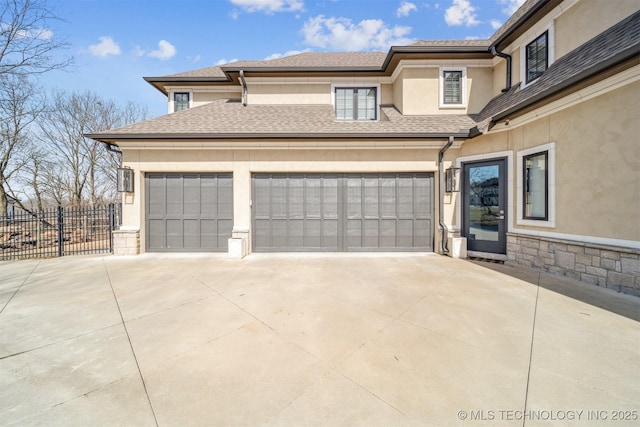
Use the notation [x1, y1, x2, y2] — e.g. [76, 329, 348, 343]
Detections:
[57, 206, 64, 257]
[108, 203, 115, 253]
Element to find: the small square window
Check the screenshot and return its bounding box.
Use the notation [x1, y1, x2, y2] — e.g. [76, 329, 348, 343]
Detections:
[523, 151, 548, 220]
[526, 32, 548, 83]
[174, 92, 190, 112]
[335, 87, 376, 120]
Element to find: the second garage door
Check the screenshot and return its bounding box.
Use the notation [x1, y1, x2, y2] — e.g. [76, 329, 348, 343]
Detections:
[253, 173, 433, 252]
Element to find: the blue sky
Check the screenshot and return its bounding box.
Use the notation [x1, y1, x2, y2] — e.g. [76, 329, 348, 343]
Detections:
[43, 0, 525, 118]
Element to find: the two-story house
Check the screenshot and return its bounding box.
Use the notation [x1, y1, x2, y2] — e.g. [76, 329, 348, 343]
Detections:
[89, 0, 640, 295]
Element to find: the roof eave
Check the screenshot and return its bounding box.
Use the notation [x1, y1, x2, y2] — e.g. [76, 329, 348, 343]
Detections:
[490, 0, 563, 50]
[143, 76, 234, 95]
[382, 45, 493, 70]
[87, 131, 472, 145]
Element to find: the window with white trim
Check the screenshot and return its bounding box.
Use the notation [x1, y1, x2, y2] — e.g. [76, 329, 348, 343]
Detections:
[517, 142, 556, 227]
[335, 87, 377, 120]
[520, 24, 554, 87]
[523, 151, 548, 220]
[526, 32, 548, 83]
[174, 92, 190, 112]
[439, 67, 467, 108]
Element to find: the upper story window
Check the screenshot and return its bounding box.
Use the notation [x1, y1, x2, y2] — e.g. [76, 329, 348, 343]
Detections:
[520, 24, 554, 88]
[174, 92, 190, 112]
[526, 31, 548, 84]
[439, 67, 467, 108]
[335, 87, 377, 120]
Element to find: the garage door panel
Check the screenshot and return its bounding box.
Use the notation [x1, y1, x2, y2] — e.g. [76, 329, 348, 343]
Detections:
[414, 219, 432, 247]
[397, 219, 414, 247]
[166, 219, 182, 248]
[201, 220, 217, 247]
[148, 219, 165, 249]
[253, 173, 433, 252]
[146, 173, 232, 252]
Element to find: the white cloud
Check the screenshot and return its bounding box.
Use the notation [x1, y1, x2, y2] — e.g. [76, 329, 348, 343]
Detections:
[444, 0, 480, 27]
[230, 0, 304, 14]
[88, 36, 121, 57]
[147, 40, 176, 60]
[500, 0, 526, 15]
[302, 15, 413, 51]
[397, 1, 417, 17]
[490, 19, 502, 30]
[215, 58, 240, 65]
[263, 49, 311, 60]
[465, 36, 480, 40]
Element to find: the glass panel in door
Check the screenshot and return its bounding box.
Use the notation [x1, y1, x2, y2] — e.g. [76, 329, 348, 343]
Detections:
[463, 159, 507, 254]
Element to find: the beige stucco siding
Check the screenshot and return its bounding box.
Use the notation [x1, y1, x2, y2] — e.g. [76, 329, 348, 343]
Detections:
[192, 91, 241, 107]
[248, 83, 330, 104]
[392, 70, 405, 113]
[467, 67, 494, 114]
[555, 0, 639, 60]
[452, 80, 640, 242]
[400, 68, 438, 115]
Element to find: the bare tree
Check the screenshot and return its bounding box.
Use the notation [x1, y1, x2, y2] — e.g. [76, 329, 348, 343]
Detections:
[0, 0, 71, 78]
[38, 91, 147, 207]
[0, 0, 70, 213]
[0, 74, 45, 216]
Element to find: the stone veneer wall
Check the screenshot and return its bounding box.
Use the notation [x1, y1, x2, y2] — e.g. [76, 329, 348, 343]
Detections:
[507, 233, 640, 296]
[112, 229, 140, 255]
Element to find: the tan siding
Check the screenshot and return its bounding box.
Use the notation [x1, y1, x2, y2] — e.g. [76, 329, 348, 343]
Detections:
[193, 91, 240, 107]
[401, 67, 439, 115]
[555, 0, 639, 60]
[467, 67, 494, 114]
[393, 69, 405, 113]
[248, 83, 330, 105]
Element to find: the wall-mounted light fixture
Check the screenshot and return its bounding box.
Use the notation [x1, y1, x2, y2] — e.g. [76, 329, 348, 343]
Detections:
[445, 167, 461, 192]
[117, 167, 134, 193]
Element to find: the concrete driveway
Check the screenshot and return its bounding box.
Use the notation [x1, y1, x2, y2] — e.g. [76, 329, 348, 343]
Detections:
[1, 253, 638, 426]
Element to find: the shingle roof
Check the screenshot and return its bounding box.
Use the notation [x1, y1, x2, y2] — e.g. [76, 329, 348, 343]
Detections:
[165, 52, 388, 79]
[89, 99, 476, 141]
[478, 9, 640, 122]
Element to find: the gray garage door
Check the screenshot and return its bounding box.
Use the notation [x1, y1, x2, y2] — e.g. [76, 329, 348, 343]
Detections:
[253, 173, 433, 252]
[146, 173, 233, 252]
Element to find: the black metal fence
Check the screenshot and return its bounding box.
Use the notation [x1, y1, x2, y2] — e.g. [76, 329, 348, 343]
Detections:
[1, 204, 121, 260]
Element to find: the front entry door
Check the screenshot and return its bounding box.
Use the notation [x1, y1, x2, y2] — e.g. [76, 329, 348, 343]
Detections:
[462, 158, 507, 255]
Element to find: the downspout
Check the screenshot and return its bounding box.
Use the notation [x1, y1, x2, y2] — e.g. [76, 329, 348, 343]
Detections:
[491, 46, 512, 92]
[438, 136, 455, 254]
[239, 70, 248, 106]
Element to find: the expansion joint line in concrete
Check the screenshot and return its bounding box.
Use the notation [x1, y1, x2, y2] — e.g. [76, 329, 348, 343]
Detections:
[103, 260, 160, 427]
[0, 261, 40, 315]
[521, 271, 542, 427]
